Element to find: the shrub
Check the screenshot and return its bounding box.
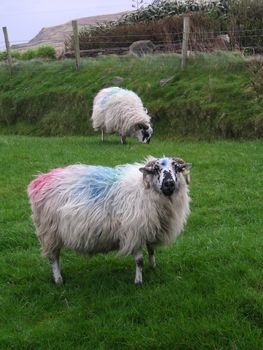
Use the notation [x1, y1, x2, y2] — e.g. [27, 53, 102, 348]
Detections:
[66, 12, 221, 51]
[10, 51, 22, 60]
[20, 49, 37, 60]
[0, 46, 56, 61]
[0, 50, 22, 61]
[65, 0, 229, 51]
[227, 0, 263, 52]
[65, 0, 263, 53]
[0, 51, 7, 61]
[35, 46, 56, 59]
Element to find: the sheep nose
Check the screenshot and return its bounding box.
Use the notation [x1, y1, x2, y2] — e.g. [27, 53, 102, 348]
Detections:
[161, 179, 175, 196]
[163, 179, 175, 190]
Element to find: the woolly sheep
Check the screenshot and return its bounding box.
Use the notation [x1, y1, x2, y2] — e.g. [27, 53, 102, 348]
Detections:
[27, 156, 192, 285]
[91, 87, 153, 144]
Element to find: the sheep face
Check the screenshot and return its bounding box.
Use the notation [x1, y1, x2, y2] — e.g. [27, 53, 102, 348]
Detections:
[139, 157, 192, 196]
[134, 124, 153, 143]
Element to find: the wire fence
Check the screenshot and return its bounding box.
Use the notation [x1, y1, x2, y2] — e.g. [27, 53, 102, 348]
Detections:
[5, 27, 263, 43]
[1, 19, 263, 71]
[3, 27, 263, 49]
[65, 30, 263, 56]
[2, 33, 263, 51]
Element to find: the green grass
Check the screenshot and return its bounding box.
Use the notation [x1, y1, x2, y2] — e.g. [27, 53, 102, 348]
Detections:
[0, 52, 262, 138]
[0, 46, 56, 61]
[1, 135, 263, 349]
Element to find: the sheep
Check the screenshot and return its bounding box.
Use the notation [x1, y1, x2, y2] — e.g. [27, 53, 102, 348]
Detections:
[27, 156, 192, 285]
[91, 87, 153, 144]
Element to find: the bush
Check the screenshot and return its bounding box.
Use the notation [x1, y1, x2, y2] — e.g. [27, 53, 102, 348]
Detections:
[65, 0, 229, 51]
[0, 50, 22, 61]
[0, 51, 7, 61]
[227, 0, 263, 52]
[20, 46, 56, 60]
[65, 0, 263, 53]
[0, 46, 56, 62]
[66, 12, 220, 51]
[20, 49, 37, 60]
[35, 46, 56, 59]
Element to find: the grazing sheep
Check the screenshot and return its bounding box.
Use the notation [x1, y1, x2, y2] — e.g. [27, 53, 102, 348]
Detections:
[27, 156, 192, 285]
[91, 87, 153, 144]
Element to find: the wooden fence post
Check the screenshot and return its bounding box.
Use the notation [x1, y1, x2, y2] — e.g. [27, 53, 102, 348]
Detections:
[72, 20, 81, 70]
[181, 16, 190, 70]
[2, 26, 12, 71]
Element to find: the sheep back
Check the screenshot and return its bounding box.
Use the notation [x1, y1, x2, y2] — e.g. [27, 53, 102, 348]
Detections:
[91, 87, 151, 136]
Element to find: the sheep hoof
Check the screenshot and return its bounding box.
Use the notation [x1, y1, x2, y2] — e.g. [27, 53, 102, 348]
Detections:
[149, 256, 156, 269]
[54, 276, 63, 285]
[134, 278, 143, 285]
[150, 262, 156, 270]
[120, 136, 126, 145]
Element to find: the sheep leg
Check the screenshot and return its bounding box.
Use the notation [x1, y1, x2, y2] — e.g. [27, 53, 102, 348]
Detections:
[147, 243, 156, 269]
[101, 129, 104, 142]
[134, 250, 143, 285]
[120, 136, 126, 145]
[48, 250, 63, 284]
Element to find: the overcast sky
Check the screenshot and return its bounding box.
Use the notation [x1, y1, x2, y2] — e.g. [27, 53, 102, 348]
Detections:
[1, 0, 141, 48]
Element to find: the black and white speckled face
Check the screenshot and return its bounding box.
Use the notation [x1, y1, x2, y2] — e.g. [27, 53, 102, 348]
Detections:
[135, 124, 153, 143]
[152, 158, 178, 196]
[139, 157, 192, 196]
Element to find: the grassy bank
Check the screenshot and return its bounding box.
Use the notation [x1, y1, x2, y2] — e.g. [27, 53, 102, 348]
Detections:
[1, 135, 263, 349]
[0, 52, 262, 139]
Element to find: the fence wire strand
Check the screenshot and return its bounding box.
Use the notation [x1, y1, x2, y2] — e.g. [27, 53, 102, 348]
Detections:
[2, 28, 263, 56]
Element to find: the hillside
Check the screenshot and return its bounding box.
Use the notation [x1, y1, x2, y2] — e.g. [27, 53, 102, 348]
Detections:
[0, 52, 262, 139]
[11, 11, 128, 51]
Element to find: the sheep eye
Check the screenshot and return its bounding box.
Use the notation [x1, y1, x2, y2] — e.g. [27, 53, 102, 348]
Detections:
[171, 161, 178, 169]
[171, 161, 180, 172]
[154, 165, 160, 173]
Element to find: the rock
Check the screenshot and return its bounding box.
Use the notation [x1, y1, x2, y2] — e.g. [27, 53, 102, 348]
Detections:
[217, 34, 230, 44]
[160, 76, 175, 87]
[55, 48, 65, 60]
[129, 40, 155, 57]
[111, 76, 124, 86]
[103, 76, 124, 88]
[214, 34, 230, 50]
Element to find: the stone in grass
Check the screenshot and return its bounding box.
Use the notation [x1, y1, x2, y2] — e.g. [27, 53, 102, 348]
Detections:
[129, 40, 155, 57]
[111, 76, 124, 86]
[160, 76, 175, 87]
[103, 76, 124, 88]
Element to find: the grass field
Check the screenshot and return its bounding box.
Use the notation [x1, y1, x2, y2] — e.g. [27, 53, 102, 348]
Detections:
[1, 52, 263, 138]
[1, 135, 263, 349]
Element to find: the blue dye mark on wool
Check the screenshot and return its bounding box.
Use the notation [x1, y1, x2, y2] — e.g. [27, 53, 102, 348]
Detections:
[90, 167, 119, 198]
[100, 87, 123, 106]
[74, 166, 121, 201]
[161, 158, 168, 167]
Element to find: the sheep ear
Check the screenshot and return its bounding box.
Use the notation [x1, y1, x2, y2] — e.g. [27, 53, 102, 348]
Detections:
[182, 163, 192, 170]
[139, 168, 153, 189]
[139, 166, 154, 174]
[173, 157, 192, 171]
[177, 163, 192, 172]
